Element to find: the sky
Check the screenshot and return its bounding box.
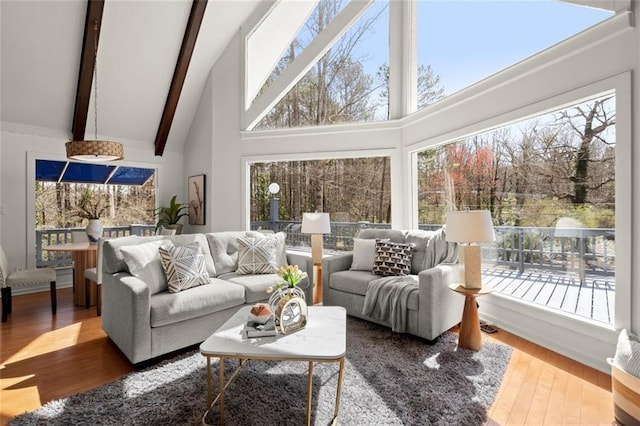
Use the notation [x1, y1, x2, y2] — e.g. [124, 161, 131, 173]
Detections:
[353, 0, 613, 97]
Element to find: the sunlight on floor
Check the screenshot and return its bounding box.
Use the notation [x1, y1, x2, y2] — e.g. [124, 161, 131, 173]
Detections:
[2, 322, 82, 365]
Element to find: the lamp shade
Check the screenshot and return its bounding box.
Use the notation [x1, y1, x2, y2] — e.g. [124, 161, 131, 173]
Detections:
[301, 212, 330, 234]
[66, 140, 124, 162]
[445, 210, 495, 243]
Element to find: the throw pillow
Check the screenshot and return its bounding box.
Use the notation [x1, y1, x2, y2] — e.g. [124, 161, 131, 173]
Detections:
[350, 238, 379, 271]
[237, 236, 278, 275]
[246, 231, 288, 267]
[372, 240, 413, 276]
[158, 242, 210, 293]
[120, 239, 174, 295]
[614, 329, 640, 378]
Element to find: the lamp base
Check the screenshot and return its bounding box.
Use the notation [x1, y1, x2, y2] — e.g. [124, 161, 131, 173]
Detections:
[460, 245, 482, 289]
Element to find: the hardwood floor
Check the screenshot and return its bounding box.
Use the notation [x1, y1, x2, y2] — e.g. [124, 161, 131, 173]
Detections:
[1, 288, 614, 425]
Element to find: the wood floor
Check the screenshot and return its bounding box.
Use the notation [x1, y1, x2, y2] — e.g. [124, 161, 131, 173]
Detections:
[1, 288, 614, 425]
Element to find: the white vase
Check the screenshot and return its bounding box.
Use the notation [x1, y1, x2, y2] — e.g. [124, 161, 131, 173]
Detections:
[86, 219, 103, 244]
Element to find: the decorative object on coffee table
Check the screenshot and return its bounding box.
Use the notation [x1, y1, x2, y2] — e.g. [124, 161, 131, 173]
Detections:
[449, 283, 493, 350]
[445, 210, 495, 289]
[267, 265, 308, 333]
[302, 212, 330, 304]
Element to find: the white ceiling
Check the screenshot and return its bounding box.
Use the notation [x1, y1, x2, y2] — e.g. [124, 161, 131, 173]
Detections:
[1, 0, 265, 151]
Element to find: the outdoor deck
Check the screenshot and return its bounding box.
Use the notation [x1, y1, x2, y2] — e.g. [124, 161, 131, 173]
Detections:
[482, 267, 615, 325]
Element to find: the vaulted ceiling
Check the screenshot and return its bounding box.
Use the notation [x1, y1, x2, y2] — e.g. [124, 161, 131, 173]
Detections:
[1, 0, 265, 153]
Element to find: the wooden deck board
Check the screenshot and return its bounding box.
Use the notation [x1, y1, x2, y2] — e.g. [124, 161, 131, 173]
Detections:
[483, 267, 614, 325]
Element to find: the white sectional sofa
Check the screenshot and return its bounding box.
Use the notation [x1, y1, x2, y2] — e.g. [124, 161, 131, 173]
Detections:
[101, 231, 312, 364]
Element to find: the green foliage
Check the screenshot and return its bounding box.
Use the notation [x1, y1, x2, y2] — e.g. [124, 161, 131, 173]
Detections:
[154, 195, 188, 229]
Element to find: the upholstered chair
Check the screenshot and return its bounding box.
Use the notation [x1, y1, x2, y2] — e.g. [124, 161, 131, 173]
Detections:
[0, 245, 57, 322]
[83, 238, 104, 315]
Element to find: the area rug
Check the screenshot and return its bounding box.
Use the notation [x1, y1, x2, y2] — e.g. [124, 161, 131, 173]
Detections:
[10, 317, 512, 425]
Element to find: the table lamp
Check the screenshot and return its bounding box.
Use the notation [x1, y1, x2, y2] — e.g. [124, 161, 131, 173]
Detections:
[445, 210, 495, 289]
[302, 212, 331, 304]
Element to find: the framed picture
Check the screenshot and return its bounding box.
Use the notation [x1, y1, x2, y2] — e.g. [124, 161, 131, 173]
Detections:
[188, 174, 205, 225]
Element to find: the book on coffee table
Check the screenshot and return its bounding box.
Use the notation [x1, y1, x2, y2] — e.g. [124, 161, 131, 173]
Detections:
[244, 316, 276, 338]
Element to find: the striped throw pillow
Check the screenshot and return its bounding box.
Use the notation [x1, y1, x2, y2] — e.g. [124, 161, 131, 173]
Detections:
[237, 236, 278, 275]
[159, 242, 210, 293]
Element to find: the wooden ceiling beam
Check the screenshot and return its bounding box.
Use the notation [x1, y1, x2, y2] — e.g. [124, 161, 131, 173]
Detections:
[71, 0, 105, 141]
[154, 0, 208, 156]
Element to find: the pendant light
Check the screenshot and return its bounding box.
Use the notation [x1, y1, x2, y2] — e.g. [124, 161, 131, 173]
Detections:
[66, 20, 124, 162]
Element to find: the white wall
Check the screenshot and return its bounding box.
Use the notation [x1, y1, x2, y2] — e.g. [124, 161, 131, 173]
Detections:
[183, 70, 214, 234]
[0, 125, 184, 279]
[195, 7, 639, 372]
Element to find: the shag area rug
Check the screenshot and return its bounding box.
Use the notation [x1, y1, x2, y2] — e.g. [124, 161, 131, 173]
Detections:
[11, 317, 512, 425]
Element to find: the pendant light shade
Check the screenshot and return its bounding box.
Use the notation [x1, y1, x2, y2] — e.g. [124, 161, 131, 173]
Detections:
[66, 140, 124, 162]
[66, 20, 124, 162]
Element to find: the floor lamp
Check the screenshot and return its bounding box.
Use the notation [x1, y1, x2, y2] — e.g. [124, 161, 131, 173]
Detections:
[445, 210, 495, 289]
[302, 212, 330, 304]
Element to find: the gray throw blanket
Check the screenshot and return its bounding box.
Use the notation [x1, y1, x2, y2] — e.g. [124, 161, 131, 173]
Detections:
[362, 275, 418, 333]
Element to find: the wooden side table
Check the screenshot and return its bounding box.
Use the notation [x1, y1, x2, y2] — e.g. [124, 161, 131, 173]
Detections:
[448, 283, 493, 351]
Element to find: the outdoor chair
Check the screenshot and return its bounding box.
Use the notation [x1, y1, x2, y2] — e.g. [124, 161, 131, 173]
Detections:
[0, 245, 57, 322]
[83, 238, 104, 315]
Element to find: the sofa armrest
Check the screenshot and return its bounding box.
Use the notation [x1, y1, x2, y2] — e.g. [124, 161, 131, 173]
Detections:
[322, 253, 353, 304]
[416, 263, 464, 340]
[101, 272, 152, 364]
[286, 251, 315, 301]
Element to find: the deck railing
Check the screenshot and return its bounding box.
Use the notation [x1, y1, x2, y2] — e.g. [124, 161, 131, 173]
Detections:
[36, 225, 155, 268]
[35, 222, 614, 278]
[252, 221, 615, 277]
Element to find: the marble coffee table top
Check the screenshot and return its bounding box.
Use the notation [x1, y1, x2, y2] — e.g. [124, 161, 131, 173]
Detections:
[200, 305, 346, 360]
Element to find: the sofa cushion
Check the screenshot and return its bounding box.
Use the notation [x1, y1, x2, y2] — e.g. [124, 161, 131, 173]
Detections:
[169, 234, 217, 276]
[329, 270, 418, 310]
[372, 240, 413, 276]
[358, 228, 405, 243]
[405, 230, 434, 275]
[350, 238, 377, 271]
[103, 235, 166, 274]
[207, 231, 287, 276]
[227, 274, 279, 304]
[103, 233, 217, 276]
[159, 243, 210, 293]
[237, 236, 278, 274]
[120, 239, 174, 295]
[150, 279, 245, 327]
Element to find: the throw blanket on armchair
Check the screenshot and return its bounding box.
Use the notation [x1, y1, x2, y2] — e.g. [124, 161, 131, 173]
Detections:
[362, 275, 419, 333]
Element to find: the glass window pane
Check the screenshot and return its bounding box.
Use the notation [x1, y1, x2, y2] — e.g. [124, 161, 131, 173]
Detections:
[416, 1, 613, 106]
[416, 94, 616, 324]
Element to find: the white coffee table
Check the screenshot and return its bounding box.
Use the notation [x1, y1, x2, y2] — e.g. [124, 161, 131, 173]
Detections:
[200, 305, 347, 426]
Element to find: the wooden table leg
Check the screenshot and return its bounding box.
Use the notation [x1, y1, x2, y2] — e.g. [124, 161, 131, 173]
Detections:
[313, 264, 323, 305]
[459, 295, 482, 350]
[72, 251, 97, 306]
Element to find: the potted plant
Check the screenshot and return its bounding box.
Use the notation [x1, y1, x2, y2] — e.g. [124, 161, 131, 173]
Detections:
[75, 189, 107, 243]
[154, 195, 188, 234]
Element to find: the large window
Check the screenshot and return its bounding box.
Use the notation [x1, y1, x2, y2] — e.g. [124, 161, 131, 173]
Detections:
[250, 157, 391, 249]
[416, 1, 613, 106]
[417, 94, 616, 324]
[254, 0, 390, 129]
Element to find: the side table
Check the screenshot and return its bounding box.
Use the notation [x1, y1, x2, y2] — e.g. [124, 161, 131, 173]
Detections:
[448, 283, 493, 351]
